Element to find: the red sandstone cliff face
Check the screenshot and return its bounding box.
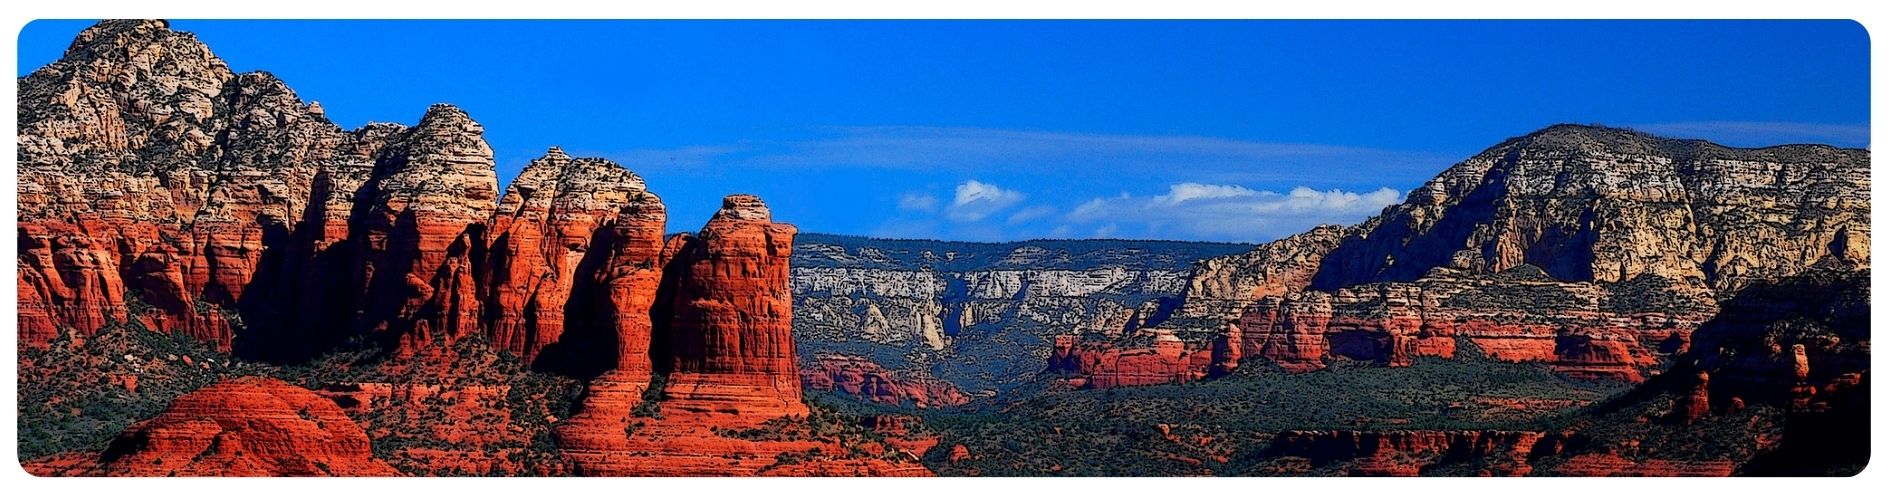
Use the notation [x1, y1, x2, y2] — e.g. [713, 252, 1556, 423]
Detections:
[555, 196, 925, 476]
[16, 20, 371, 351]
[1049, 330, 1212, 390]
[802, 354, 971, 408]
[354, 104, 500, 356]
[1207, 322, 1243, 378]
[481, 148, 663, 367]
[1223, 266, 1711, 380]
[27, 377, 398, 476]
[657, 195, 806, 419]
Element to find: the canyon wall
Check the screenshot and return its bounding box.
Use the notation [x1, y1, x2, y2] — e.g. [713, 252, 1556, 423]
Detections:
[1155, 124, 1869, 382]
[791, 235, 1248, 400]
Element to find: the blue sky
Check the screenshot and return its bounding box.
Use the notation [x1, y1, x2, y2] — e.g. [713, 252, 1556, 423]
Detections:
[18, 20, 1869, 243]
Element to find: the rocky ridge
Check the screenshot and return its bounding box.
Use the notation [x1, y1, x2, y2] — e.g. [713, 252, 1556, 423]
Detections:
[1137, 124, 1869, 384]
[18, 19, 907, 477]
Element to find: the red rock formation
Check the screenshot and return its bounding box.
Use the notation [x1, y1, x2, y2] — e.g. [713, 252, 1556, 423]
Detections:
[801, 354, 971, 408]
[546, 190, 673, 468]
[1218, 267, 1708, 379]
[555, 195, 925, 477]
[1685, 269, 1869, 407]
[658, 195, 806, 420]
[1237, 294, 1332, 372]
[949, 444, 973, 464]
[26, 377, 398, 476]
[1061, 330, 1211, 389]
[1673, 371, 1712, 423]
[355, 104, 499, 356]
[1269, 430, 1553, 476]
[1208, 321, 1243, 377]
[587, 195, 671, 375]
[482, 148, 662, 366]
[1552, 334, 1649, 382]
[16, 20, 366, 351]
[1048, 334, 1082, 373]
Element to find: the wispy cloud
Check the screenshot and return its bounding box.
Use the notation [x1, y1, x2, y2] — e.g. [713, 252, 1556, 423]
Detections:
[659, 126, 1452, 186]
[897, 192, 939, 212]
[587, 126, 1433, 242]
[1629, 121, 1869, 148]
[1064, 184, 1403, 242]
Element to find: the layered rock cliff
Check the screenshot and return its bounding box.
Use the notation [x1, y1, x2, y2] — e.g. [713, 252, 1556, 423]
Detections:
[656, 195, 806, 418]
[17, 19, 366, 351]
[801, 354, 971, 408]
[792, 235, 1248, 399]
[1162, 125, 1868, 381]
[1308, 125, 1869, 292]
[1230, 266, 1714, 379]
[482, 147, 664, 370]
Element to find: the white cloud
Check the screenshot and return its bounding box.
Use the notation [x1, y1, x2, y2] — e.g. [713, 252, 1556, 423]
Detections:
[1157, 183, 1261, 204]
[897, 193, 939, 212]
[881, 180, 1403, 243]
[1065, 183, 1404, 242]
[947, 180, 1025, 222]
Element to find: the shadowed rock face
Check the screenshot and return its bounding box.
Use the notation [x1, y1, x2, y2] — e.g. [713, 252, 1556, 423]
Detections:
[481, 148, 663, 369]
[16, 20, 366, 351]
[17, 20, 659, 369]
[14, 20, 510, 359]
[27, 377, 399, 477]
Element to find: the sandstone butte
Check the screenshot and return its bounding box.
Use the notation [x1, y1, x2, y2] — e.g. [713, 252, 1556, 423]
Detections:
[557, 196, 931, 476]
[25, 377, 400, 477]
[18, 19, 920, 477]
